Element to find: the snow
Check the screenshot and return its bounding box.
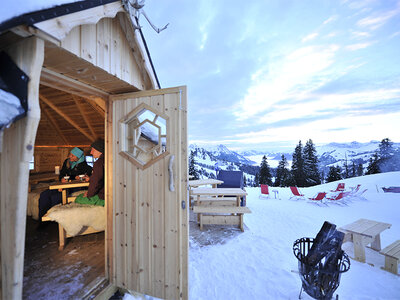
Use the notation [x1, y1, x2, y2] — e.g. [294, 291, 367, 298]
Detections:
[0, 0, 81, 25]
[125, 171, 400, 299]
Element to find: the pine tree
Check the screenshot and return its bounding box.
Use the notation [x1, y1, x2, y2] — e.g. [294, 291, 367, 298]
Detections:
[343, 153, 349, 179]
[254, 172, 259, 186]
[243, 175, 247, 187]
[258, 155, 272, 185]
[350, 160, 357, 178]
[366, 152, 380, 175]
[303, 139, 320, 186]
[378, 138, 395, 172]
[326, 166, 342, 183]
[188, 150, 199, 180]
[291, 141, 307, 187]
[275, 155, 292, 187]
[357, 163, 364, 176]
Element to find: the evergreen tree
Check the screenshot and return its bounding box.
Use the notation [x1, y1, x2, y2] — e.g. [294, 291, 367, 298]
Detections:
[291, 140, 307, 187]
[326, 166, 342, 183]
[243, 175, 247, 187]
[188, 150, 199, 180]
[350, 160, 357, 178]
[379, 138, 393, 160]
[343, 153, 349, 179]
[357, 163, 364, 176]
[378, 138, 395, 172]
[303, 139, 320, 186]
[275, 155, 292, 187]
[258, 155, 272, 185]
[366, 152, 380, 175]
[254, 172, 259, 186]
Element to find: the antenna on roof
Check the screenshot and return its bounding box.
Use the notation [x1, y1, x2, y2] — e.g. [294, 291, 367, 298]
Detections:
[122, 0, 169, 33]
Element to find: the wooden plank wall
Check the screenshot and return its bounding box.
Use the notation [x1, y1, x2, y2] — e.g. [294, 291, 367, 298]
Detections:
[0, 36, 44, 300]
[32, 147, 91, 173]
[60, 14, 150, 91]
[111, 88, 188, 299]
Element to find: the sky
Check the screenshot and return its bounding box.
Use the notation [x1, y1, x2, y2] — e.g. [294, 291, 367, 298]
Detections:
[140, 0, 400, 152]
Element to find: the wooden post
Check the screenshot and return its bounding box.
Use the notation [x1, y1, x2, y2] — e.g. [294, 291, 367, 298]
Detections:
[0, 37, 44, 299]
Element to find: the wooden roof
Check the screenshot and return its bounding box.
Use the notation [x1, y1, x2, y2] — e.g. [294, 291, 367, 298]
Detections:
[36, 84, 105, 147]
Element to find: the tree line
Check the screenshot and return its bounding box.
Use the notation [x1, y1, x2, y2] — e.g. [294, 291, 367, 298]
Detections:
[189, 138, 400, 187]
[256, 138, 399, 187]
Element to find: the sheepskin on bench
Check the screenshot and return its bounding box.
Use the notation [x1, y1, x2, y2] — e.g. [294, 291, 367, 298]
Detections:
[45, 203, 105, 236]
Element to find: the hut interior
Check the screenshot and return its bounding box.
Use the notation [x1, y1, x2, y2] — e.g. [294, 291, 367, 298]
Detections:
[24, 82, 106, 298]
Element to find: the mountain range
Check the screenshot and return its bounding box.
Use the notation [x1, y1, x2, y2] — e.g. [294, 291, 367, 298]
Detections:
[189, 141, 400, 181]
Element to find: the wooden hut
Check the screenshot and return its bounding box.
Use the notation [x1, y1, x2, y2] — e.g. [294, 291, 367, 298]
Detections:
[0, 1, 188, 299]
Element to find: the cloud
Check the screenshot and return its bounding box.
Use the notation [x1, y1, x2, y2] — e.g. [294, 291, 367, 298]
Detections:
[302, 32, 319, 43]
[357, 8, 400, 30]
[234, 44, 340, 121]
[351, 31, 371, 39]
[323, 15, 338, 25]
[345, 42, 373, 50]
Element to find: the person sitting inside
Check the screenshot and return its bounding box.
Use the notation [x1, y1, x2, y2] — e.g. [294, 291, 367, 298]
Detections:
[38, 147, 92, 226]
[75, 139, 105, 206]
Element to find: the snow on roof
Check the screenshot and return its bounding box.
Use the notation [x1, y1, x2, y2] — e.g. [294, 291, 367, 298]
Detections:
[0, 0, 80, 25]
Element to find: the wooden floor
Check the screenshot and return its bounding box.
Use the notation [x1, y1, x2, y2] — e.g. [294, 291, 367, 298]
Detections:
[23, 217, 105, 300]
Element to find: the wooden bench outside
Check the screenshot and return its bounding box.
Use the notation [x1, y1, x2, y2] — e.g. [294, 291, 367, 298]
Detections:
[193, 205, 251, 232]
[380, 240, 400, 275]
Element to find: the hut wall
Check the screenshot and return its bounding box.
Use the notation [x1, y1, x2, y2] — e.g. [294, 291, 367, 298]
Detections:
[32, 147, 91, 173]
[60, 14, 152, 91]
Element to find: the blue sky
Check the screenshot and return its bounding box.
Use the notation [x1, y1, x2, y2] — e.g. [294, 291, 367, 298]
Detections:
[141, 0, 400, 152]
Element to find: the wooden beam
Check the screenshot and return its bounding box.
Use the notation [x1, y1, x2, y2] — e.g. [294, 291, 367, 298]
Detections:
[73, 95, 98, 140]
[1, 36, 44, 300]
[34, 2, 124, 40]
[39, 101, 70, 145]
[81, 97, 105, 118]
[40, 67, 109, 100]
[39, 94, 94, 142]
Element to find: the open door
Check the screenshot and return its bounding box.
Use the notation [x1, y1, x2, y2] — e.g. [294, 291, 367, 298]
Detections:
[109, 86, 188, 299]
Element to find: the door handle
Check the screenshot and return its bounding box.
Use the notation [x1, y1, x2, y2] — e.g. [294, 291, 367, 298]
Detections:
[168, 155, 175, 192]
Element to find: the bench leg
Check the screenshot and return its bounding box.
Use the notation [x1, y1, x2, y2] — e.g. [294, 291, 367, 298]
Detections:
[383, 256, 399, 275]
[239, 214, 244, 232]
[58, 224, 66, 251]
[199, 214, 203, 231]
[353, 234, 366, 262]
[371, 234, 381, 251]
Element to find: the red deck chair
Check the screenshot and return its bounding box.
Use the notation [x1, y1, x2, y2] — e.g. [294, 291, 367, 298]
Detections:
[326, 191, 350, 205]
[308, 192, 327, 205]
[330, 183, 345, 192]
[259, 184, 270, 198]
[289, 186, 305, 200]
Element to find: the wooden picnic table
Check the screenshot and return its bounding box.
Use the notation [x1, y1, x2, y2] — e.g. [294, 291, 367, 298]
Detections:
[188, 179, 224, 208]
[191, 187, 247, 206]
[191, 188, 250, 231]
[339, 218, 392, 263]
[188, 179, 224, 188]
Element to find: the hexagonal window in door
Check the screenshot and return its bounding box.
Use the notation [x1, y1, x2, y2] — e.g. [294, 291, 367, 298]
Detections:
[119, 103, 169, 169]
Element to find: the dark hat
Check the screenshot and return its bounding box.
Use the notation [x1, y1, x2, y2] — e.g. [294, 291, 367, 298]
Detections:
[91, 139, 104, 153]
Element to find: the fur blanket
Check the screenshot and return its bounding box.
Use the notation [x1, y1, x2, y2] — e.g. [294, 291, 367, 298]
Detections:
[46, 203, 105, 236]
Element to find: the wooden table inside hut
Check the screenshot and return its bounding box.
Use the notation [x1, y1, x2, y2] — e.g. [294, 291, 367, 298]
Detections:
[48, 181, 90, 204]
[191, 187, 251, 231]
[339, 218, 392, 262]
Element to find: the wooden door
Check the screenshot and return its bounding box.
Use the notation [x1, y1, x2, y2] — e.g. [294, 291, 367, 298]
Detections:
[109, 87, 188, 299]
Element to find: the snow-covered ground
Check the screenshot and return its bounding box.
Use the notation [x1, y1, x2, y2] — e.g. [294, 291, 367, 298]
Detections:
[125, 171, 400, 300]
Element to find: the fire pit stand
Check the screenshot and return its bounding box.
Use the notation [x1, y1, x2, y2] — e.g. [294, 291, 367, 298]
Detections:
[293, 237, 350, 299]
